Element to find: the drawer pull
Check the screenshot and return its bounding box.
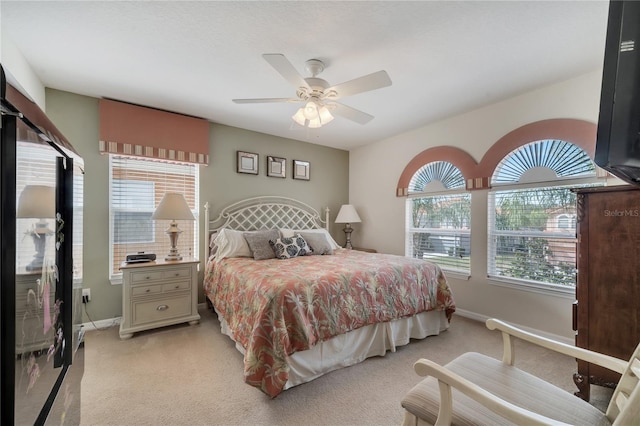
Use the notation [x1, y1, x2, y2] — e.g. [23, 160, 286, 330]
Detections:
[175, 285, 180, 289]
[174, 273, 180, 277]
[145, 276, 151, 280]
[145, 289, 151, 293]
[156, 305, 169, 311]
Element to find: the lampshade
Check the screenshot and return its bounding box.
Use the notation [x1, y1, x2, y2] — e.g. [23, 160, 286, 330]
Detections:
[292, 101, 334, 128]
[17, 185, 56, 219]
[335, 204, 361, 224]
[151, 193, 195, 221]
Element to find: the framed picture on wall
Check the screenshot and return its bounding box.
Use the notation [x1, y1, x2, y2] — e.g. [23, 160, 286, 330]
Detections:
[267, 156, 286, 178]
[293, 159, 310, 180]
[237, 151, 259, 174]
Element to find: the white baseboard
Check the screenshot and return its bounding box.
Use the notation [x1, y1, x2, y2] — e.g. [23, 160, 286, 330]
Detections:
[453, 308, 574, 345]
[81, 317, 121, 331]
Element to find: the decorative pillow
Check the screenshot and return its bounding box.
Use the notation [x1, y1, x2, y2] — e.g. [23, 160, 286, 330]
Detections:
[209, 232, 218, 251]
[213, 229, 252, 260]
[269, 235, 312, 259]
[243, 229, 280, 260]
[208, 233, 219, 260]
[279, 228, 341, 250]
[299, 232, 333, 255]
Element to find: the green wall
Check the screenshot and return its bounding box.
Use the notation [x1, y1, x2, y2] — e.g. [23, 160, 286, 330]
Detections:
[45, 88, 349, 323]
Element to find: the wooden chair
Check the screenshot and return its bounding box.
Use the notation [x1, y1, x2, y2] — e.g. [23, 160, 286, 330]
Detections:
[401, 318, 640, 426]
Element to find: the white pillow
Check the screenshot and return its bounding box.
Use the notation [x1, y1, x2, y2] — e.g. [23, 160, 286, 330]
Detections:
[279, 228, 341, 250]
[213, 229, 252, 260]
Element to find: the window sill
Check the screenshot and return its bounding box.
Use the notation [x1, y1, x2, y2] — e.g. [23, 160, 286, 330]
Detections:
[110, 273, 123, 285]
[488, 276, 575, 299]
[441, 269, 471, 281]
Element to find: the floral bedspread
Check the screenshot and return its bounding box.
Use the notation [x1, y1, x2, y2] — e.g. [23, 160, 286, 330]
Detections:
[203, 249, 455, 397]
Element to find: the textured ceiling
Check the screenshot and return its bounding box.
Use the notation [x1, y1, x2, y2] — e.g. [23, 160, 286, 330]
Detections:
[1, 1, 610, 150]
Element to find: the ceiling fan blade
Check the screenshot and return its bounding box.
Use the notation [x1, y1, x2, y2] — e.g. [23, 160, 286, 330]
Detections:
[262, 54, 310, 90]
[326, 70, 392, 99]
[327, 102, 374, 125]
[233, 98, 301, 104]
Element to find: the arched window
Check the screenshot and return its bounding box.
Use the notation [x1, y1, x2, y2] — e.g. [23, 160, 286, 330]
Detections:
[487, 139, 599, 289]
[406, 161, 471, 273]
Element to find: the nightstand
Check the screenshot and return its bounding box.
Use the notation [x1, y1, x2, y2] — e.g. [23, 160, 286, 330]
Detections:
[353, 247, 377, 253]
[119, 257, 200, 339]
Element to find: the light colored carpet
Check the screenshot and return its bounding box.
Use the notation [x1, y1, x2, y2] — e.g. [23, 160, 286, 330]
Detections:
[79, 307, 611, 425]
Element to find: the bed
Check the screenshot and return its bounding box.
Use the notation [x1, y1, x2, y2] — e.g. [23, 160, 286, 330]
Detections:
[203, 196, 455, 397]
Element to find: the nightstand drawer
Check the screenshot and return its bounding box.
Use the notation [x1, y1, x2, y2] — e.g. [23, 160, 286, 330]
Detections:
[162, 267, 191, 280]
[162, 281, 190, 293]
[132, 285, 162, 297]
[131, 270, 164, 283]
[132, 294, 191, 326]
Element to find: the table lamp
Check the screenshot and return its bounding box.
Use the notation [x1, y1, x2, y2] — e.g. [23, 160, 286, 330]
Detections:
[151, 192, 195, 261]
[17, 185, 56, 271]
[335, 204, 361, 250]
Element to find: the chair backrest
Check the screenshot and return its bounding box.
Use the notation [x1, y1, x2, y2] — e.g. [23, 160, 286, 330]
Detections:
[609, 341, 640, 424]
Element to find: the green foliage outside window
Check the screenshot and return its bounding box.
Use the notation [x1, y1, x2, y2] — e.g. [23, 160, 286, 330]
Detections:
[502, 237, 576, 286]
[492, 187, 577, 286]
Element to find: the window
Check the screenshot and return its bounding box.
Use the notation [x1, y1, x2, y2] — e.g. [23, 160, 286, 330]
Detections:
[109, 156, 199, 280]
[112, 180, 155, 244]
[487, 139, 599, 290]
[406, 161, 471, 274]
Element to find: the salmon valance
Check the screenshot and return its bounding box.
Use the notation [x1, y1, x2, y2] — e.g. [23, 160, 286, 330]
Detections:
[99, 98, 209, 165]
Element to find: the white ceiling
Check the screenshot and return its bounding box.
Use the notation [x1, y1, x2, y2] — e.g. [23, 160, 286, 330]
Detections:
[1, 1, 610, 151]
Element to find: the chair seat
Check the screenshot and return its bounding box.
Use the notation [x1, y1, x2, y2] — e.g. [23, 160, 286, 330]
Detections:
[402, 352, 610, 426]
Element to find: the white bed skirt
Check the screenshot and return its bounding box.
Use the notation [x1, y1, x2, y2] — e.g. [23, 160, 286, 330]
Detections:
[215, 308, 449, 390]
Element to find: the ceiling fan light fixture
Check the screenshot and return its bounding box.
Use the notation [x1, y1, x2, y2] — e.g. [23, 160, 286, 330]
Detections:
[292, 108, 306, 126]
[318, 105, 334, 124]
[302, 101, 319, 120]
[292, 101, 334, 128]
[307, 117, 322, 128]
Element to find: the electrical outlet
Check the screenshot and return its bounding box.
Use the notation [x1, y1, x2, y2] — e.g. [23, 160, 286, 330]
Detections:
[82, 288, 91, 303]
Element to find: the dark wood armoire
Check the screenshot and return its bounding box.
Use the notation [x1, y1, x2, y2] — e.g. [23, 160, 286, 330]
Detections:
[1, 64, 84, 424]
[573, 185, 640, 400]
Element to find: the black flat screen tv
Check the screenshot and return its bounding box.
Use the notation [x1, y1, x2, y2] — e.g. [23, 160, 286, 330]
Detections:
[594, 0, 640, 185]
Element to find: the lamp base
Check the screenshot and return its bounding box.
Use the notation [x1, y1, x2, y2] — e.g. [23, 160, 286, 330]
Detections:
[342, 224, 354, 250]
[26, 229, 51, 271]
[165, 222, 183, 261]
[165, 251, 183, 262]
[25, 260, 44, 272]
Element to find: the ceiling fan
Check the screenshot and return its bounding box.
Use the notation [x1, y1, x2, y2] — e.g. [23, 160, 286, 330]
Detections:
[233, 54, 392, 128]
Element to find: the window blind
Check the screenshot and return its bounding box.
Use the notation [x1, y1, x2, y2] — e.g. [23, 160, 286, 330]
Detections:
[109, 156, 199, 276]
[487, 140, 600, 288]
[406, 193, 471, 273]
[487, 186, 579, 286]
[405, 161, 471, 273]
